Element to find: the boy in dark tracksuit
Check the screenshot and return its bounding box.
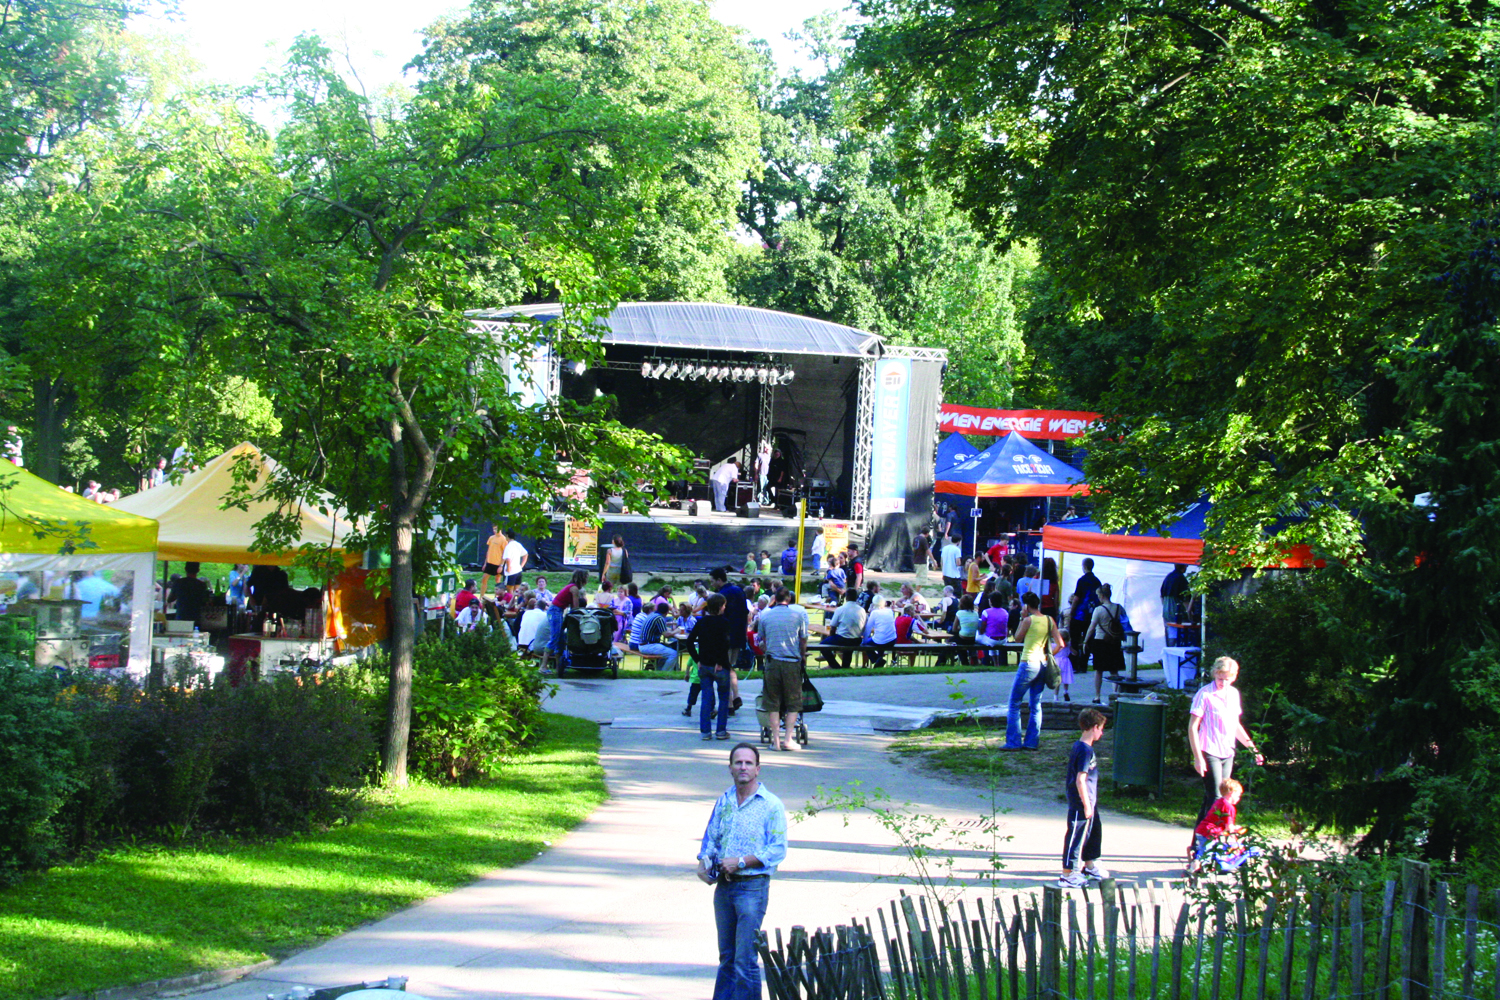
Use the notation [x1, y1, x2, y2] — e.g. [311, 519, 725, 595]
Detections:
[1058, 708, 1109, 888]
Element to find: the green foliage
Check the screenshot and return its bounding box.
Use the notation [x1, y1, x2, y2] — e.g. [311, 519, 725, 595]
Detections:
[0, 669, 376, 881]
[730, 18, 1032, 406]
[340, 626, 552, 784]
[855, 0, 1500, 858]
[0, 664, 79, 877]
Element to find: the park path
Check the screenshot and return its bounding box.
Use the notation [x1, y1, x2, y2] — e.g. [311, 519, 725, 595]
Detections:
[203, 672, 1186, 1000]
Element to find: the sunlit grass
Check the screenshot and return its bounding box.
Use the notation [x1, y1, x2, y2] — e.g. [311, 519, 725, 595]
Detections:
[0, 713, 605, 999]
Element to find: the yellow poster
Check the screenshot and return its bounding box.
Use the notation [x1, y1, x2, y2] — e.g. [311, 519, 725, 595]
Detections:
[822, 521, 849, 556]
[563, 519, 599, 567]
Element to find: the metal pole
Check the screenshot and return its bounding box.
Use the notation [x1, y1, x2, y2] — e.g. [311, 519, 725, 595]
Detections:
[794, 499, 807, 605]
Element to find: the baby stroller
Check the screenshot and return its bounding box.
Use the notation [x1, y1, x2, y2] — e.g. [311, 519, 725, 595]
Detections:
[558, 607, 620, 678]
[1188, 839, 1264, 879]
[757, 664, 822, 747]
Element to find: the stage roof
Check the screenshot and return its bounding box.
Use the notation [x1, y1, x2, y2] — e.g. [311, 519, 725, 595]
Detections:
[470, 302, 882, 358]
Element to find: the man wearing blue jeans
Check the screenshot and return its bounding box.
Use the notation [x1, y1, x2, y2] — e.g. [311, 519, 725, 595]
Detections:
[698, 742, 788, 1000]
[638, 600, 679, 671]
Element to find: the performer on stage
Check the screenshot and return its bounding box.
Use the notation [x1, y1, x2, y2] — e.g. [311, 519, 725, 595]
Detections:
[712, 458, 740, 512]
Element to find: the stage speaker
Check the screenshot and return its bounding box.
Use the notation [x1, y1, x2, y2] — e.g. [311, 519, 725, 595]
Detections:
[605, 496, 625, 513]
[693, 499, 712, 517]
[737, 503, 760, 519]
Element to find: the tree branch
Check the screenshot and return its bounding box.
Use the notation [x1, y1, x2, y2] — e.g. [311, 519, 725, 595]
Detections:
[1219, 0, 1281, 28]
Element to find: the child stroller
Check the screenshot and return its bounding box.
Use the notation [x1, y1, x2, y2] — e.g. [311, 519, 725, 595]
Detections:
[1188, 839, 1264, 879]
[558, 607, 620, 678]
[757, 664, 822, 747]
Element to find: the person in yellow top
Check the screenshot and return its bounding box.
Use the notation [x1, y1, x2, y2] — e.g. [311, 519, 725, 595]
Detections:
[965, 554, 986, 594]
[479, 524, 506, 602]
[1003, 591, 1065, 750]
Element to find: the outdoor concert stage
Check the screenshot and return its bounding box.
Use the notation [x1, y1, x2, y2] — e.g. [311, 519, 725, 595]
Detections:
[470, 302, 947, 574]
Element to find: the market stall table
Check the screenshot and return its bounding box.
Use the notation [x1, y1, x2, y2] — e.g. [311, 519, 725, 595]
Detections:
[225, 633, 332, 685]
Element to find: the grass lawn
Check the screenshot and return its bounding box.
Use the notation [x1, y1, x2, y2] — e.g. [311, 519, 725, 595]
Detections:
[0, 713, 605, 1000]
[888, 723, 1286, 836]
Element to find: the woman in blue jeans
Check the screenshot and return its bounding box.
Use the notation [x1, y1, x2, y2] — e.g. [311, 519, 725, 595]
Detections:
[1003, 591, 1062, 750]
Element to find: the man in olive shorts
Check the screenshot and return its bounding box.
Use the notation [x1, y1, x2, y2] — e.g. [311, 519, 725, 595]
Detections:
[754, 588, 808, 751]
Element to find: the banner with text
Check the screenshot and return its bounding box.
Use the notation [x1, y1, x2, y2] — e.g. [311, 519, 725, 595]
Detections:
[563, 519, 599, 567]
[938, 405, 1100, 439]
[870, 358, 912, 514]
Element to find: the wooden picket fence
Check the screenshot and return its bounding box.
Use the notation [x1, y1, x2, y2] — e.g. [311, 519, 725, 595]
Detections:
[756, 861, 1500, 1000]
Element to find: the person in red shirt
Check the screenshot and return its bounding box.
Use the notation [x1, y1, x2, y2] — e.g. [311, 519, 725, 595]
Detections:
[894, 611, 927, 645]
[1190, 777, 1245, 873]
[453, 580, 477, 613]
[540, 570, 589, 673]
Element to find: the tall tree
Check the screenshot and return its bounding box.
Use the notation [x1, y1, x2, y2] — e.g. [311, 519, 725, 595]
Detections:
[853, 0, 1500, 854]
[202, 0, 755, 784]
[732, 20, 1031, 406]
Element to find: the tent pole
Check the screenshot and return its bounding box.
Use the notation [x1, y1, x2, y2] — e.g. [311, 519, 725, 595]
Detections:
[794, 500, 807, 605]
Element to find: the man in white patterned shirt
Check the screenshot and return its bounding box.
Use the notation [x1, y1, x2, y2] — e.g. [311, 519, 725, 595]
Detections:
[697, 742, 788, 1000]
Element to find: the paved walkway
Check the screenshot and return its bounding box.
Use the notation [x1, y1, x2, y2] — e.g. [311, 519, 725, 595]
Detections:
[203, 672, 1186, 1000]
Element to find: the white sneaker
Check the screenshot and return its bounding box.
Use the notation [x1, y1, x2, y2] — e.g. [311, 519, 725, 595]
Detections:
[1083, 864, 1110, 880]
[1057, 872, 1088, 889]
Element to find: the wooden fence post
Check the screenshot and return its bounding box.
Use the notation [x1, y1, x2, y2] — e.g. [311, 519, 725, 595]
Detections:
[1304, 893, 1323, 1000]
[1461, 884, 1479, 1000]
[1401, 859, 1430, 1000]
[1102, 879, 1119, 1000]
[1041, 886, 1062, 1000]
[1431, 882, 1448, 999]
[1257, 896, 1277, 1000]
[1377, 880, 1397, 1000]
[1350, 891, 1365, 1000]
[1171, 900, 1190, 1000]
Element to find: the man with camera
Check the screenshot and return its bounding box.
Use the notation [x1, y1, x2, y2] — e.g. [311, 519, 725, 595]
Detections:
[697, 742, 788, 1000]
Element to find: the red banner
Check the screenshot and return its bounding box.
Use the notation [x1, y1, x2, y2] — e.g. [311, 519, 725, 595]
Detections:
[938, 405, 1100, 439]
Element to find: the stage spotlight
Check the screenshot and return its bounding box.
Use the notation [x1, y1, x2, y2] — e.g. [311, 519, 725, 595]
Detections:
[640, 362, 652, 377]
[569, 360, 586, 376]
[707, 366, 720, 380]
[694, 365, 707, 379]
[783, 367, 795, 383]
[757, 367, 770, 382]
[666, 363, 679, 378]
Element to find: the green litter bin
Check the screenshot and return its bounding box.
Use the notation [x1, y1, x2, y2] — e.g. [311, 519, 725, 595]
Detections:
[1112, 697, 1166, 795]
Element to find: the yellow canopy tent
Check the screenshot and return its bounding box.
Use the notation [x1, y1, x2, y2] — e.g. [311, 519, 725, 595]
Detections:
[113, 442, 359, 567]
[0, 463, 159, 670]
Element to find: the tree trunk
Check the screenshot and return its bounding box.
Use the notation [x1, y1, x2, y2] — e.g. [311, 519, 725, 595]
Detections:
[30, 376, 75, 485]
[382, 513, 416, 786]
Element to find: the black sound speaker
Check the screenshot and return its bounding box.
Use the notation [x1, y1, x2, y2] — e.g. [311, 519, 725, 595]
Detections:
[736, 503, 760, 519]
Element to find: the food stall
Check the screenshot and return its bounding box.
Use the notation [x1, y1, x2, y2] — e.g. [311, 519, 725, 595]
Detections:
[0, 464, 158, 673]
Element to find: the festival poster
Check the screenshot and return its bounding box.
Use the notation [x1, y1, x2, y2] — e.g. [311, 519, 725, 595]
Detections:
[822, 521, 849, 556]
[563, 519, 598, 567]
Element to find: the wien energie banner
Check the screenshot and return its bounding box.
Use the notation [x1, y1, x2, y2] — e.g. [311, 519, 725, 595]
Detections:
[938, 405, 1100, 439]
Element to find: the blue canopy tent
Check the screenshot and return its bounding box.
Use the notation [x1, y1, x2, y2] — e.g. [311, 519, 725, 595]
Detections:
[933, 432, 1087, 561]
[935, 432, 978, 474]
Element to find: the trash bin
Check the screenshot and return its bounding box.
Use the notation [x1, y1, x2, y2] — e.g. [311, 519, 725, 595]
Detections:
[1112, 697, 1165, 795]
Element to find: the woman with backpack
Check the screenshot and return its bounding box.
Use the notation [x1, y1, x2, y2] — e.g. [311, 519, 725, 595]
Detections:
[1084, 582, 1126, 703]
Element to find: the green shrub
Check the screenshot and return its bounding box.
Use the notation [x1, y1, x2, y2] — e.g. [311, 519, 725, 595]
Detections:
[0, 665, 81, 880]
[0, 665, 377, 878]
[204, 672, 375, 832]
[341, 623, 551, 783]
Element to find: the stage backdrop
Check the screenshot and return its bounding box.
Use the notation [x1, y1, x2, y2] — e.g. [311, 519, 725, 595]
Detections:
[865, 358, 943, 572]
